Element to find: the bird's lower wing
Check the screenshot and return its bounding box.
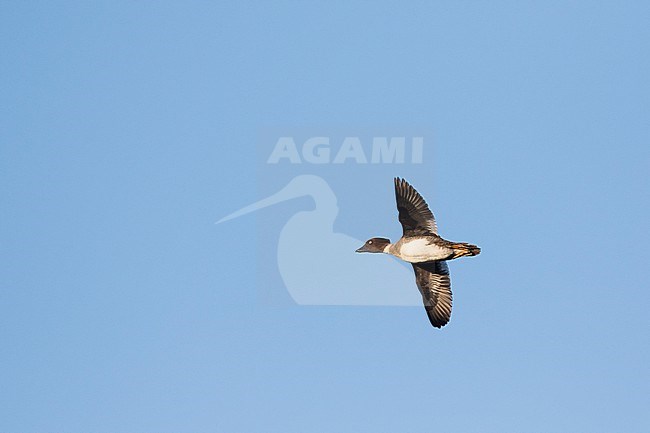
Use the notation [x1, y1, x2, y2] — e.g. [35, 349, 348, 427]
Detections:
[412, 261, 452, 328]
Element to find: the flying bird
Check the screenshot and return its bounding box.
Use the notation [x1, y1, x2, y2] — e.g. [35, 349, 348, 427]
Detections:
[356, 178, 480, 328]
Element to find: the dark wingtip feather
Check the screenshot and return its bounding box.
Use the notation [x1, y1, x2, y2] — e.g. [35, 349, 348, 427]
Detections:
[426, 312, 450, 329]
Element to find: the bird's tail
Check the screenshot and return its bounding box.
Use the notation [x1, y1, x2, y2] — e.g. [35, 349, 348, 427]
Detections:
[449, 242, 481, 259]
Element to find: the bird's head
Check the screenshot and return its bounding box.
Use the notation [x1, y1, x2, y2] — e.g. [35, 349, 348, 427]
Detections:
[355, 237, 391, 253]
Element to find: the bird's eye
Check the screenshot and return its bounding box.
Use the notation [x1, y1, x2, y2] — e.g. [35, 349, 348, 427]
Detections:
[368, 240, 373, 244]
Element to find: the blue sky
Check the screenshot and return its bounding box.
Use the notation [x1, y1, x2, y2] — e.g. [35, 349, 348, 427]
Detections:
[2, 1, 649, 432]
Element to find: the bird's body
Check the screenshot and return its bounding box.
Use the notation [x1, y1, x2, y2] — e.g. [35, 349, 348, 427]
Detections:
[386, 234, 480, 263]
[356, 178, 480, 328]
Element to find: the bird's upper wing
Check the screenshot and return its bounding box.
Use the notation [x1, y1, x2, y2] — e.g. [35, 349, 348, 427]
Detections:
[412, 261, 452, 328]
[394, 178, 437, 236]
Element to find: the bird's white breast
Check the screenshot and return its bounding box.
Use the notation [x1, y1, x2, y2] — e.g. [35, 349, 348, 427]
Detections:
[393, 238, 451, 263]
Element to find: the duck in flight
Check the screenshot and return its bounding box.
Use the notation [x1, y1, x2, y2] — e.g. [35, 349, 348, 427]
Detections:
[356, 178, 480, 328]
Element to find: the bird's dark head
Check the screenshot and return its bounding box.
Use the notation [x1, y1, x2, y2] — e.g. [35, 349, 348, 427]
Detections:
[355, 237, 391, 253]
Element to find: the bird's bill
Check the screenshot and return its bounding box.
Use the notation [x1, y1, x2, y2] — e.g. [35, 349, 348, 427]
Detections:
[355, 244, 370, 253]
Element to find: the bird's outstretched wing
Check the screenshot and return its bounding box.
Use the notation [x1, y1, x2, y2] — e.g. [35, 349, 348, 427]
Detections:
[394, 178, 437, 236]
[412, 261, 452, 328]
